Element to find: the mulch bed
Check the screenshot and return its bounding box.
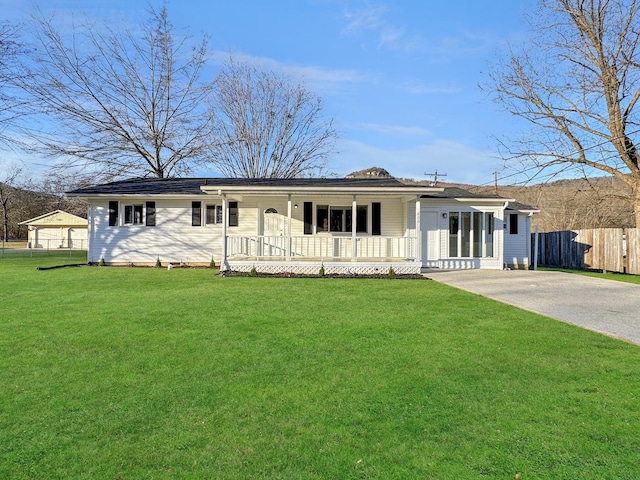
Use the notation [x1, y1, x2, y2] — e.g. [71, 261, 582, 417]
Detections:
[220, 270, 429, 280]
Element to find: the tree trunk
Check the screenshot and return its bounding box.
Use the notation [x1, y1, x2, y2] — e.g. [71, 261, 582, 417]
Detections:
[634, 193, 640, 229]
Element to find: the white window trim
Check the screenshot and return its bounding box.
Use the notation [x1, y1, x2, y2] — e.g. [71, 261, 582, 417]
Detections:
[447, 209, 497, 259]
[123, 203, 144, 226]
[204, 204, 223, 226]
[315, 203, 370, 235]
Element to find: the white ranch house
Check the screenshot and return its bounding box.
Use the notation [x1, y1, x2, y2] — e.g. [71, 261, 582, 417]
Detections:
[68, 177, 536, 274]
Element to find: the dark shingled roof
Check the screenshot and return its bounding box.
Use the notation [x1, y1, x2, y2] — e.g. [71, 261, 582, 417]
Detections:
[67, 179, 538, 212]
[67, 176, 409, 196]
[420, 186, 504, 199]
[506, 201, 539, 212]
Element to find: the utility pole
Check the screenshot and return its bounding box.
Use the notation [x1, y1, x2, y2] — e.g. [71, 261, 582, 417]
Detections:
[494, 171, 498, 195]
[424, 170, 447, 186]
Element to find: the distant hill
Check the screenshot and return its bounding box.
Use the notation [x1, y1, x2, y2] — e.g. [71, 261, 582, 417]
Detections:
[401, 176, 635, 231]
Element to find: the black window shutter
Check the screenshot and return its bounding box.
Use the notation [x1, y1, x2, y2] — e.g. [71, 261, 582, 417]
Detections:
[372, 202, 381, 235]
[108, 201, 118, 226]
[146, 201, 156, 226]
[356, 205, 367, 233]
[192, 201, 202, 226]
[303, 202, 313, 234]
[228, 201, 238, 226]
[510, 213, 518, 235]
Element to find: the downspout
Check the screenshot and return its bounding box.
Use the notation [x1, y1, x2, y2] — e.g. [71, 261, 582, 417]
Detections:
[219, 189, 230, 271]
[415, 196, 421, 265]
[287, 194, 292, 262]
[501, 201, 509, 269]
[352, 195, 357, 262]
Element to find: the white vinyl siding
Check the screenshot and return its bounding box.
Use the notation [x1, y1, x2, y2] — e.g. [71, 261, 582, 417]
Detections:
[88, 199, 223, 264]
[504, 213, 531, 268]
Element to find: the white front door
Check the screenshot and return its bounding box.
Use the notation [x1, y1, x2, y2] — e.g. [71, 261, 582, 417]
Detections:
[421, 211, 440, 267]
[263, 209, 285, 237]
[261, 207, 286, 256]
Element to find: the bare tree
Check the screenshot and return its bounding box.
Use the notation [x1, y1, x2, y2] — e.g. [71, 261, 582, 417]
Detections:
[0, 18, 25, 149]
[210, 57, 337, 178]
[0, 164, 22, 246]
[14, 5, 216, 180]
[487, 0, 640, 227]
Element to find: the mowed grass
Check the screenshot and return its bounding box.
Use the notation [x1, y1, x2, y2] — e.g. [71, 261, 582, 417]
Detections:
[1, 253, 639, 479]
[540, 266, 640, 285]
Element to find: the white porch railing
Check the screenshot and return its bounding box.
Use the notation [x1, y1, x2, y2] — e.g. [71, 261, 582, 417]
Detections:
[227, 235, 417, 261]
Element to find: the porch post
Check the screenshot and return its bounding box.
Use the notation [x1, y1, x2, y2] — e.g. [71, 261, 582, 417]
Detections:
[352, 195, 357, 262]
[287, 194, 292, 262]
[415, 196, 421, 264]
[220, 192, 229, 271]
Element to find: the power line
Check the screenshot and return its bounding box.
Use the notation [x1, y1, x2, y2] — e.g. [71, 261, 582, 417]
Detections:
[424, 170, 447, 186]
[475, 126, 640, 188]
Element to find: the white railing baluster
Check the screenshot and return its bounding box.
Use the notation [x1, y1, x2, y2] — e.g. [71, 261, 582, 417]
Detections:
[227, 235, 417, 261]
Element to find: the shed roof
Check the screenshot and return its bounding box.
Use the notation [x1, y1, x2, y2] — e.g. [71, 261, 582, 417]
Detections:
[19, 210, 88, 227]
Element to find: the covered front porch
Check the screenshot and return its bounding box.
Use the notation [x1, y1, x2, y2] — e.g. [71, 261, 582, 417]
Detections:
[200, 178, 444, 275]
[225, 234, 420, 275]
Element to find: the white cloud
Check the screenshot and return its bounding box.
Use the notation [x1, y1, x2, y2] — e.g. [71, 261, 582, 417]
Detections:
[210, 50, 369, 95]
[378, 26, 405, 48]
[342, 5, 388, 35]
[400, 80, 460, 95]
[358, 123, 432, 137]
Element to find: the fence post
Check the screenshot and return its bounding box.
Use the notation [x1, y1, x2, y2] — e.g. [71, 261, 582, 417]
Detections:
[533, 226, 539, 270]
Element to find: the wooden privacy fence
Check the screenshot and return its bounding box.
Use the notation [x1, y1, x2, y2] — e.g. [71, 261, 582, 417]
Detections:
[533, 228, 640, 274]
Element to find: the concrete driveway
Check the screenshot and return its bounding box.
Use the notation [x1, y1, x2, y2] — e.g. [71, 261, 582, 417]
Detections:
[424, 269, 640, 345]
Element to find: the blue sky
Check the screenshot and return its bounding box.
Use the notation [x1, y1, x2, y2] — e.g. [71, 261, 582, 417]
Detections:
[2, 0, 536, 185]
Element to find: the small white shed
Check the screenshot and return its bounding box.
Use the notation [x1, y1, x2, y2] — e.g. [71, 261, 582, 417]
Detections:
[19, 210, 88, 249]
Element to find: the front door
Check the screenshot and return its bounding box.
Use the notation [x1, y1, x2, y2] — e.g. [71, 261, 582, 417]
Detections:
[421, 211, 440, 267]
[261, 207, 286, 256]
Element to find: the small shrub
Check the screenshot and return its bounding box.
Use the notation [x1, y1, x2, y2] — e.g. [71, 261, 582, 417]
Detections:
[249, 266, 258, 277]
[388, 266, 395, 277]
[318, 264, 325, 277]
[98, 257, 105, 267]
[155, 257, 161, 268]
[209, 257, 215, 269]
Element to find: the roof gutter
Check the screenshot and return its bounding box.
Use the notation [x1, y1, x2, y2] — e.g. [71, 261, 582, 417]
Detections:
[199, 185, 445, 195]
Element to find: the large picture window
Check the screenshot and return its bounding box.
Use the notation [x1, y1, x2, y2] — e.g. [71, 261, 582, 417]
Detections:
[330, 207, 350, 232]
[316, 204, 369, 233]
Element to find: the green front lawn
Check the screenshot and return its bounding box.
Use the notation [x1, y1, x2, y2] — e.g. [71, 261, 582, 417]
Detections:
[2, 253, 639, 479]
[539, 266, 640, 285]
